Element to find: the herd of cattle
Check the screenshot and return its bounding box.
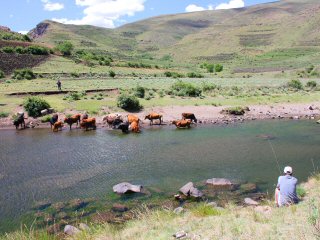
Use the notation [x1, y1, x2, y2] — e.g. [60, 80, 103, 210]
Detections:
[13, 112, 198, 133]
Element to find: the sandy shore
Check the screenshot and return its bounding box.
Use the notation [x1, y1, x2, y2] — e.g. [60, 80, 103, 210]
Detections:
[1, 102, 319, 130]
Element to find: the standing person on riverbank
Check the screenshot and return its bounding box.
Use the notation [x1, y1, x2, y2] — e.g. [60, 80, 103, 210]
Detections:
[57, 80, 62, 91]
[275, 166, 299, 207]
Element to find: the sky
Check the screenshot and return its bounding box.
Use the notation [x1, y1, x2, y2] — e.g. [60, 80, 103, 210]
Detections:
[1, 0, 273, 33]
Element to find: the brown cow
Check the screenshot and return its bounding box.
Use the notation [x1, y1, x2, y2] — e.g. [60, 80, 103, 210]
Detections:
[127, 114, 140, 124]
[80, 118, 96, 131]
[103, 113, 123, 128]
[52, 121, 63, 132]
[182, 113, 197, 123]
[172, 119, 192, 128]
[64, 114, 81, 130]
[49, 114, 59, 129]
[145, 113, 163, 125]
[130, 120, 140, 133]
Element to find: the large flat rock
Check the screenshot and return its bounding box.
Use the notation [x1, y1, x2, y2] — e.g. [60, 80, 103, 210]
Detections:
[113, 182, 142, 194]
[206, 178, 233, 190]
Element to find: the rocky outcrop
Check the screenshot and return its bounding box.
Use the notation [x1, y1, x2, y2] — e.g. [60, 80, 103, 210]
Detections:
[113, 182, 142, 194]
[179, 182, 203, 198]
[0, 26, 11, 32]
[244, 197, 259, 206]
[64, 225, 80, 236]
[29, 22, 50, 39]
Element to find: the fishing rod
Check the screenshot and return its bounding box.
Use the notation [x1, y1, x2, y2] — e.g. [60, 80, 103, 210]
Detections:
[268, 139, 282, 174]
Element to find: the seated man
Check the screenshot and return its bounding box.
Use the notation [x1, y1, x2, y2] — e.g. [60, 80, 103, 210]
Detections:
[275, 166, 299, 207]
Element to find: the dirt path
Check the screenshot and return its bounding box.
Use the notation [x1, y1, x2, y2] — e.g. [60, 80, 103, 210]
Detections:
[1, 102, 319, 129]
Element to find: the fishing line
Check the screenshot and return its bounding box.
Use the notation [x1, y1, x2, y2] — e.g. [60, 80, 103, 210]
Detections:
[268, 139, 281, 174]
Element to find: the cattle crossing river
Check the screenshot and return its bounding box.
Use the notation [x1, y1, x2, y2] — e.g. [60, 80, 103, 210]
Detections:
[0, 119, 319, 233]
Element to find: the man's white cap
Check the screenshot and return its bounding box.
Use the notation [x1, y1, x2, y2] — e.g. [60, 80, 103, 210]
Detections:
[284, 166, 293, 174]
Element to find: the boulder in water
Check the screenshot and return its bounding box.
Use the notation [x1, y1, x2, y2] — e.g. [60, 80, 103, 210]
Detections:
[317, 120, 320, 124]
[113, 182, 142, 194]
[179, 182, 203, 198]
[206, 178, 233, 190]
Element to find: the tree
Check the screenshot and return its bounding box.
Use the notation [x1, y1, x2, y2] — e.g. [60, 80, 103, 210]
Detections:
[56, 41, 74, 56]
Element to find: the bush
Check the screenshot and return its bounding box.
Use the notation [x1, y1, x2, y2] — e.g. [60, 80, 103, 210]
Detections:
[15, 46, 27, 54]
[109, 70, 116, 78]
[202, 82, 217, 92]
[117, 94, 142, 111]
[2, 47, 15, 53]
[296, 186, 306, 198]
[13, 69, 36, 80]
[40, 115, 51, 123]
[26, 46, 49, 55]
[225, 106, 247, 115]
[170, 80, 202, 97]
[70, 72, 80, 78]
[288, 79, 303, 90]
[306, 81, 317, 88]
[0, 112, 9, 118]
[0, 70, 5, 79]
[23, 96, 50, 118]
[134, 86, 145, 98]
[187, 72, 204, 78]
[215, 64, 224, 72]
[55, 41, 74, 56]
[66, 91, 86, 101]
[164, 71, 184, 78]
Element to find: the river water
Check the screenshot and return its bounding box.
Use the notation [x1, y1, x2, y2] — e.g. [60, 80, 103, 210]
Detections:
[0, 119, 319, 232]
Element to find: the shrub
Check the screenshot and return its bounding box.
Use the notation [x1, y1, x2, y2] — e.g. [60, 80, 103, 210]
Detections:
[2, 47, 15, 53]
[117, 94, 142, 111]
[109, 70, 116, 78]
[215, 64, 224, 72]
[66, 91, 86, 101]
[70, 72, 80, 78]
[225, 106, 247, 115]
[306, 81, 317, 88]
[0, 70, 5, 79]
[40, 115, 51, 123]
[296, 186, 306, 198]
[55, 41, 74, 56]
[164, 71, 184, 78]
[13, 69, 36, 80]
[26, 46, 49, 55]
[288, 79, 303, 90]
[170, 80, 202, 97]
[0, 112, 9, 118]
[23, 96, 50, 118]
[202, 82, 217, 92]
[187, 72, 204, 78]
[201, 63, 215, 73]
[134, 86, 145, 98]
[15, 46, 27, 54]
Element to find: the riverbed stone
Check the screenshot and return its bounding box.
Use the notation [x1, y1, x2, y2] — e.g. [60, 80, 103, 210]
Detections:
[112, 203, 129, 212]
[244, 198, 259, 206]
[317, 120, 320, 124]
[206, 178, 233, 190]
[179, 182, 203, 198]
[113, 182, 142, 194]
[41, 109, 48, 116]
[79, 223, 90, 231]
[173, 230, 187, 239]
[64, 225, 80, 236]
[173, 207, 184, 214]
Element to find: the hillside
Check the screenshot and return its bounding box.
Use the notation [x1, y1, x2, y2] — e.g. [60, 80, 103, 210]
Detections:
[29, 0, 320, 72]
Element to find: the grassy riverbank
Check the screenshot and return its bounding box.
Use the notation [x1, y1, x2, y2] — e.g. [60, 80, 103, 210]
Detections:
[2, 174, 319, 240]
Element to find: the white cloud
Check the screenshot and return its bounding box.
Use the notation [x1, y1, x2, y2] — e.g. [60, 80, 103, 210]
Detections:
[53, 0, 145, 28]
[42, 0, 64, 11]
[9, 14, 14, 18]
[215, 0, 245, 10]
[19, 31, 29, 34]
[185, 4, 215, 12]
[186, 0, 244, 12]
[185, 4, 206, 12]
